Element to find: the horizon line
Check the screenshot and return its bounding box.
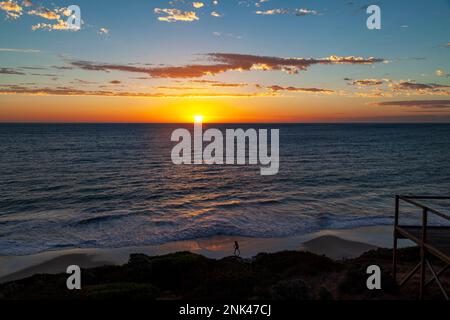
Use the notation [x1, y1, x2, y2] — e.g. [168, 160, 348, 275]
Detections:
[1, 121, 450, 125]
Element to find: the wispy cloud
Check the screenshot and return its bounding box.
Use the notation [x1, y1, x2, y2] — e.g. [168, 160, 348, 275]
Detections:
[0, 1, 81, 31]
[255, 0, 270, 8]
[268, 85, 334, 94]
[295, 9, 318, 16]
[435, 69, 449, 77]
[28, 7, 59, 20]
[30, 7, 77, 31]
[98, 27, 109, 35]
[346, 78, 450, 97]
[256, 8, 318, 16]
[212, 31, 241, 39]
[32, 20, 73, 31]
[0, 0, 23, 19]
[154, 8, 199, 22]
[69, 53, 385, 79]
[0, 67, 26, 75]
[0, 48, 40, 53]
[346, 78, 386, 86]
[211, 82, 247, 87]
[373, 100, 450, 109]
[209, 53, 384, 74]
[0, 85, 265, 98]
[390, 81, 449, 95]
[256, 8, 289, 15]
[211, 11, 222, 17]
[192, 2, 204, 9]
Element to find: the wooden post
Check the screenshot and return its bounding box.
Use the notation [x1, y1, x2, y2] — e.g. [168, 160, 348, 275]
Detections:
[393, 195, 400, 282]
[419, 208, 428, 300]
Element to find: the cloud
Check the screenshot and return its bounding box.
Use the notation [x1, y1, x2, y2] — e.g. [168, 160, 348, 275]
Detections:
[72, 79, 96, 85]
[0, 1, 23, 19]
[180, 80, 248, 88]
[256, 8, 289, 15]
[192, 2, 204, 9]
[154, 8, 199, 22]
[256, 8, 318, 16]
[208, 53, 384, 74]
[0, 67, 25, 75]
[19, 66, 46, 70]
[0, 48, 40, 53]
[268, 85, 334, 94]
[211, 11, 222, 17]
[29, 6, 81, 31]
[69, 53, 385, 79]
[98, 27, 109, 35]
[345, 78, 450, 97]
[52, 65, 73, 70]
[255, 0, 270, 7]
[211, 82, 247, 87]
[109, 80, 121, 84]
[155, 86, 204, 90]
[28, 8, 59, 20]
[31, 20, 74, 31]
[347, 78, 385, 86]
[390, 80, 449, 94]
[294, 9, 318, 16]
[435, 69, 449, 77]
[0, 85, 264, 98]
[353, 90, 388, 98]
[29, 73, 58, 78]
[212, 31, 241, 39]
[373, 100, 450, 109]
[188, 79, 220, 84]
[174, 80, 248, 88]
[0, 2, 81, 31]
[70, 60, 233, 78]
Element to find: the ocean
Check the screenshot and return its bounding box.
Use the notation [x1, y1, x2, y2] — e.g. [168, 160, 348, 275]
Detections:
[0, 123, 449, 255]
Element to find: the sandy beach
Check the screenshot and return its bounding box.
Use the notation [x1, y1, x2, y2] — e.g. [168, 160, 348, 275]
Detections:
[0, 225, 414, 284]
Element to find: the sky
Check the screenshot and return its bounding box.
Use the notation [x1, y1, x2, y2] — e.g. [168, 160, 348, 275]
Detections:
[0, 0, 449, 123]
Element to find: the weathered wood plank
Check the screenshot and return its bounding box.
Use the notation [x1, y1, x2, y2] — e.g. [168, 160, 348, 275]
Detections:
[397, 226, 450, 263]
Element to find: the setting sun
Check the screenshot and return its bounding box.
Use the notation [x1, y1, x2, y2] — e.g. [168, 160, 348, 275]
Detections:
[194, 115, 204, 123]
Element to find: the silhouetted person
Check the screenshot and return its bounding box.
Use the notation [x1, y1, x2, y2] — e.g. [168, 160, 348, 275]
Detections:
[234, 241, 240, 257]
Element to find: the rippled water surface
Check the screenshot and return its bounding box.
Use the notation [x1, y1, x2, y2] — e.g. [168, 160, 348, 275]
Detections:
[0, 124, 449, 255]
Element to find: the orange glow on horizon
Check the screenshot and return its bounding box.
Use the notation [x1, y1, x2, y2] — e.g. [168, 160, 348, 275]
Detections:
[0, 94, 427, 123]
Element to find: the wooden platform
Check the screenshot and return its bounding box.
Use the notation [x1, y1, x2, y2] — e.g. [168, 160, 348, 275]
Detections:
[396, 226, 450, 264]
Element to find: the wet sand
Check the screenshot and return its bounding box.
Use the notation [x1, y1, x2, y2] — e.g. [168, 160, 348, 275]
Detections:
[0, 225, 412, 283]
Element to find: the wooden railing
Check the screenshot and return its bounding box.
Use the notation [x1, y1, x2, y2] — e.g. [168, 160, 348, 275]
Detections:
[393, 195, 450, 300]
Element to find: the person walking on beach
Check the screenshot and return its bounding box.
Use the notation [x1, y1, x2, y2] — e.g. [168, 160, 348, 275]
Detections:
[234, 241, 240, 257]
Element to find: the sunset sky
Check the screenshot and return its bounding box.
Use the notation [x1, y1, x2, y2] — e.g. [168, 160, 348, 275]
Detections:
[0, 0, 449, 122]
